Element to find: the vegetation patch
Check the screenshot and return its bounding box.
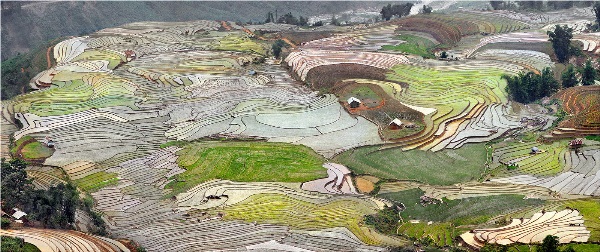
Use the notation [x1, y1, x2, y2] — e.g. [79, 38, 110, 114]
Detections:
[213, 34, 266, 55]
[381, 34, 437, 58]
[10, 136, 54, 160]
[335, 143, 487, 185]
[1, 236, 41, 252]
[74, 171, 119, 192]
[379, 189, 544, 226]
[167, 141, 326, 195]
[9, 76, 140, 117]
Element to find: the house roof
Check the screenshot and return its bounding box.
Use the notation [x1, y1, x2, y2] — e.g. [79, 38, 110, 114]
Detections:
[389, 118, 403, 126]
[347, 97, 361, 104]
[12, 210, 27, 220]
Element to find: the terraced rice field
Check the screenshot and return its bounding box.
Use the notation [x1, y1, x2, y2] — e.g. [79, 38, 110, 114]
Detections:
[383, 64, 520, 151]
[216, 193, 403, 246]
[492, 140, 570, 176]
[552, 86, 600, 137]
[392, 12, 529, 46]
[0, 228, 130, 252]
[397, 222, 457, 247]
[461, 209, 590, 249]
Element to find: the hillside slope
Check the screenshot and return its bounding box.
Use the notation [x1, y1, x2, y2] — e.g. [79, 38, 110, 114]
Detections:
[1, 1, 385, 59]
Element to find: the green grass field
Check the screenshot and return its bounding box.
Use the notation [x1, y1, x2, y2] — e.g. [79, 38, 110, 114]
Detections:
[379, 188, 544, 226]
[381, 34, 437, 58]
[397, 222, 457, 247]
[166, 141, 326, 195]
[10, 136, 54, 160]
[213, 34, 266, 55]
[335, 143, 487, 185]
[343, 85, 382, 108]
[74, 171, 118, 192]
[378, 188, 545, 248]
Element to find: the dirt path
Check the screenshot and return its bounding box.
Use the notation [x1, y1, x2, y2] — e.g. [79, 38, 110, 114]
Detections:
[239, 25, 296, 48]
[220, 21, 232, 31]
[280, 38, 296, 48]
[46, 46, 52, 68]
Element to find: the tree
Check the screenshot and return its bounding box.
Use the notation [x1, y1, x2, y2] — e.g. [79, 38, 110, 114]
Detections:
[381, 4, 393, 21]
[581, 59, 597, 85]
[539, 235, 559, 252]
[272, 39, 287, 59]
[540, 67, 559, 97]
[421, 5, 433, 14]
[265, 12, 274, 23]
[298, 16, 308, 26]
[490, 1, 505, 10]
[330, 15, 339, 26]
[561, 64, 578, 88]
[480, 243, 509, 252]
[547, 25, 574, 63]
[1, 158, 33, 211]
[594, 2, 600, 26]
[519, 1, 543, 10]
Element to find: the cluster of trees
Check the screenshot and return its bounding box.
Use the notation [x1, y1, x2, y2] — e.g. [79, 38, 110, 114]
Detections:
[1, 37, 61, 100]
[265, 11, 308, 26]
[1, 159, 106, 234]
[562, 60, 598, 88]
[490, 1, 594, 11]
[380, 3, 413, 21]
[503, 67, 559, 103]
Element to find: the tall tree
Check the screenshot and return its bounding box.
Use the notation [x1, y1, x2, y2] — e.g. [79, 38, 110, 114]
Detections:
[272, 39, 287, 59]
[0, 158, 33, 211]
[421, 5, 433, 14]
[490, 1, 505, 10]
[265, 12, 274, 23]
[547, 25, 574, 63]
[581, 59, 597, 85]
[594, 2, 600, 27]
[540, 67, 559, 97]
[381, 4, 393, 21]
[539, 235, 559, 252]
[561, 64, 578, 88]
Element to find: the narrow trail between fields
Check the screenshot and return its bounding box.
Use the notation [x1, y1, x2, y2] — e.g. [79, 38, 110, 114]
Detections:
[46, 46, 52, 68]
